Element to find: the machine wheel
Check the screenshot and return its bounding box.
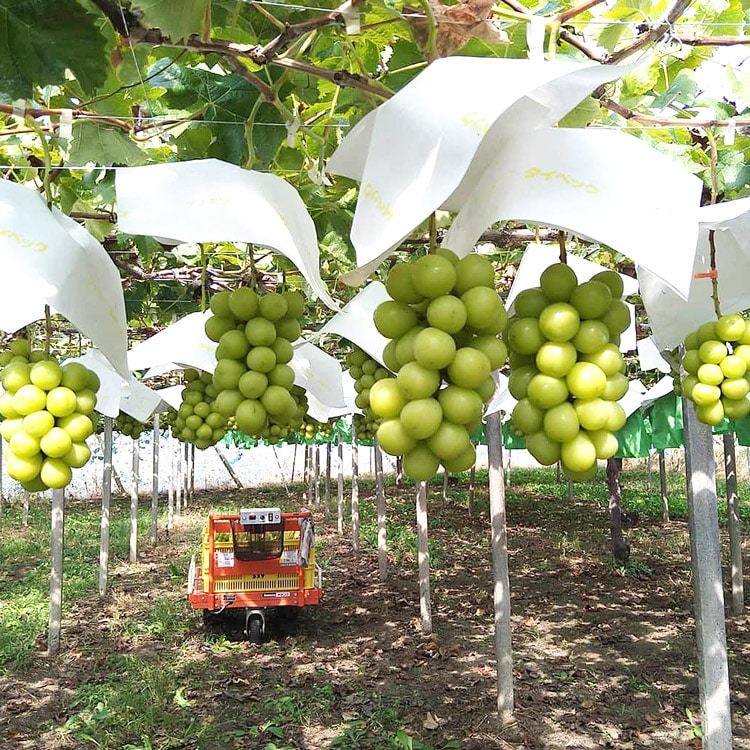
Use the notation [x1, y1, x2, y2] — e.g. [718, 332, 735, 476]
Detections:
[247, 615, 263, 644]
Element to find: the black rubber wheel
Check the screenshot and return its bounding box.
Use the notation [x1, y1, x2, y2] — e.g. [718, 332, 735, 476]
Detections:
[203, 609, 219, 628]
[247, 616, 263, 644]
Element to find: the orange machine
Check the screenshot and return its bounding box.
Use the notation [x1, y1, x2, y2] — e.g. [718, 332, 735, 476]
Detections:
[187, 507, 322, 642]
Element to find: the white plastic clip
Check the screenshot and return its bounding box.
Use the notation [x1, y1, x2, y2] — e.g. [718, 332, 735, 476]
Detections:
[285, 116, 300, 147]
[725, 118, 736, 147]
[59, 108, 74, 142]
[12, 99, 26, 121]
[340, 0, 361, 35]
[526, 15, 546, 61]
[307, 161, 332, 187]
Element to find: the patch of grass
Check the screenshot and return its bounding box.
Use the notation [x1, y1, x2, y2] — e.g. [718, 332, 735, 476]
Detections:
[1, 467, 746, 749]
[359, 506, 443, 566]
[60, 653, 217, 748]
[612, 558, 654, 577]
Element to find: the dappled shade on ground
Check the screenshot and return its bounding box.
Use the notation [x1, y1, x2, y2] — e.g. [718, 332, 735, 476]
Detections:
[1, 470, 750, 748]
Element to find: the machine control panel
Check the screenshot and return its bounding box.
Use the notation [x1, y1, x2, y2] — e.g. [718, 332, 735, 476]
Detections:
[239, 508, 282, 525]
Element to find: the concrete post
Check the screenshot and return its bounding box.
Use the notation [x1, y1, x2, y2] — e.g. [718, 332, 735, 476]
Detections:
[682, 397, 732, 749]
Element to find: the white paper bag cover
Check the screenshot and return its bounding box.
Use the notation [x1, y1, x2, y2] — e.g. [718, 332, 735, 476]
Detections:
[444, 128, 702, 299]
[290, 342, 347, 410]
[0, 179, 129, 377]
[128, 311, 218, 375]
[67, 349, 163, 421]
[327, 56, 636, 269]
[639, 197, 750, 351]
[115, 159, 338, 310]
[316, 281, 391, 366]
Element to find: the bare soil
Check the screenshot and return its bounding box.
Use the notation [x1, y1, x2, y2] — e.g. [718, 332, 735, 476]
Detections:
[2, 480, 750, 749]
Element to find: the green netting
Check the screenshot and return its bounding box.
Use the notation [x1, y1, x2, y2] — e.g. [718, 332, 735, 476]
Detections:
[646, 392, 684, 450]
[615, 410, 651, 458]
[224, 431, 259, 449]
[710, 417, 734, 436]
[471, 424, 486, 445]
[733, 416, 750, 446]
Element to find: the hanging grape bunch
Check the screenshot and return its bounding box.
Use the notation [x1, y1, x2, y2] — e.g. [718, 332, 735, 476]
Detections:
[506, 263, 630, 481]
[160, 406, 178, 431]
[257, 384, 308, 445]
[345, 344, 389, 440]
[0, 338, 100, 492]
[204, 287, 304, 441]
[369, 250, 508, 481]
[680, 313, 750, 426]
[115, 411, 148, 439]
[299, 415, 333, 442]
[353, 413, 377, 442]
[172, 368, 228, 449]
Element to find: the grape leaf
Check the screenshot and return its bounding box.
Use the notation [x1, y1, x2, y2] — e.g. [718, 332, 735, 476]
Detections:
[131, 0, 209, 42]
[558, 96, 603, 128]
[148, 58, 262, 164]
[149, 59, 260, 120]
[0, 0, 109, 99]
[251, 102, 286, 168]
[651, 69, 699, 109]
[69, 122, 150, 166]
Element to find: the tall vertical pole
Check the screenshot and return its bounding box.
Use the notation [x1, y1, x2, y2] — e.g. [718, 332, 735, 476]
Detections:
[337, 432, 344, 535]
[175, 439, 182, 517]
[150, 413, 159, 546]
[183, 442, 190, 509]
[487, 411, 514, 723]
[306, 445, 315, 505]
[659, 449, 669, 522]
[190, 443, 196, 502]
[351, 427, 359, 552]
[302, 445, 310, 502]
[375, 437, 387, 581]
[99, 415, 113, 597]
[167, 432, 174, 532]
[723, 434, 744, 615]
[468, 463, 476, 515]
[129, 437, 139, 563]
[682, 397, 732, 749]
[325, 441, 332, 518]
[416, 480, 432, 635]
[47, 488, 64, 656]
[313, 445, 321, 508]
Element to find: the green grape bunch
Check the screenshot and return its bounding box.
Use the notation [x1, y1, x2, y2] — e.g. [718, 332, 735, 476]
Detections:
[204, 287, 304, 440]
[172, 368, 228, 449]
[369, 249, 508, 482]
[345, 344, 389, 436]
[681, 312, 750, 426]
[506, 263, 630, 481]
[115, 411, 149, 439]
[353, 412, 378, 441]
[299, 415, 333, 442]
[0, 338, 101, 492]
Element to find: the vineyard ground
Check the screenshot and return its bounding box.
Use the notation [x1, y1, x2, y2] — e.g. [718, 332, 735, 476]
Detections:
[1, 468, 750, 749]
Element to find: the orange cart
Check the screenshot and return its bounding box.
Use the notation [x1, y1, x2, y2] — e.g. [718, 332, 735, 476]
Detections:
[187, 507, 322, 642]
